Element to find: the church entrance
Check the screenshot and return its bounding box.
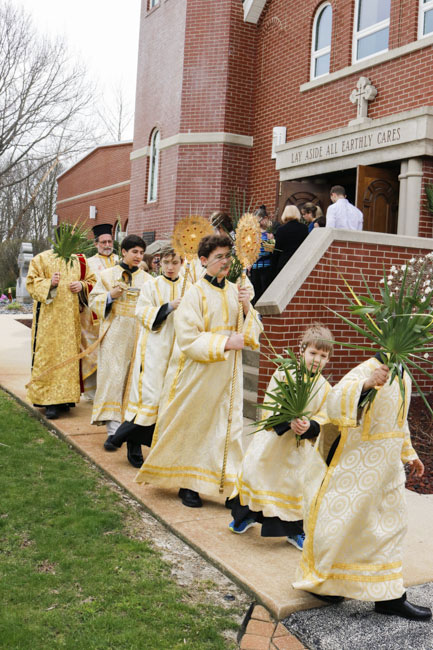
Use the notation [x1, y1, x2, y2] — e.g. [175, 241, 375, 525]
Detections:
[356, 164, 399, 234]
[277, 162, 399, 234]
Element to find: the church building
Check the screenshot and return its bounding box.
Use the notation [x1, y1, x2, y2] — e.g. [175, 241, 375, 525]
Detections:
[128, 0, 433, 240]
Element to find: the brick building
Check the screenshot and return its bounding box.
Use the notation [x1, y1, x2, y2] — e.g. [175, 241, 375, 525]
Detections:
[56, 142, 132, 237]
[128, 1, 433, 396]
[129, 0, 433, 240]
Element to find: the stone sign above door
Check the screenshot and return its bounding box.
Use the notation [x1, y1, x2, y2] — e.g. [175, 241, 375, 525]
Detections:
[275, 107, 433, 181]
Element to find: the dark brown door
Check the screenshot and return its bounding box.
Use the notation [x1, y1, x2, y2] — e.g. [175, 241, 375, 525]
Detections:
[356, 165, 399, 234]
[276, 180, 330, 220]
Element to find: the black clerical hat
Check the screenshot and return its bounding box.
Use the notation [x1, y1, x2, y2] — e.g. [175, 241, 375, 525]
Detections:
[92, 223, 113, 239]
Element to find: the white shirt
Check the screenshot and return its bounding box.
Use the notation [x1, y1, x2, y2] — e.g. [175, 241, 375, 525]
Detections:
[326, 198, 363, 231]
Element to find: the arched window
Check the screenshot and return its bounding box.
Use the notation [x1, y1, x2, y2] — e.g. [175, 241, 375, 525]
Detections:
[419, 0, 433, 38]
[311, 3, 332, 79]
[353, 0, 390, 63]
[147, 129, 160, 203]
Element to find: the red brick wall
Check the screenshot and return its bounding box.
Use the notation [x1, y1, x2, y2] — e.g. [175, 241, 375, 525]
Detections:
[56, 144, 131, 232]
[128, 0, 256, 238]
[57, 144, 132, 201]
[258, 240, 433, 399]
[249, 0, 433, 217]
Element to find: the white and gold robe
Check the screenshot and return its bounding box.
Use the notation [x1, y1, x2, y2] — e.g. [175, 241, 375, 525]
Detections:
[124, 275, 189, 426]
[135, 276, 263, 495]
[90, 265, 151, 424]
[232, 369, 332, 521]
[80, 253, 118, 392]
[294, 357, 418, 601]
[26, 250, 96, 406]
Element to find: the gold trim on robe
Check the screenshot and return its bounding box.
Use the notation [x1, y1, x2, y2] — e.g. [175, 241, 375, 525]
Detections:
[124, 275, 189, 426]
[90, 265, 151, 424]
[81, 253, 118, 385]
[26, 250, 96, 406]
[231, 370, 333, 521]
[294, 358, 418, 601]
[135, 277, 263, 495]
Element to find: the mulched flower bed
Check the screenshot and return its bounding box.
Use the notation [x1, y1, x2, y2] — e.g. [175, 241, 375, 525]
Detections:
[406, 394, 433, 495]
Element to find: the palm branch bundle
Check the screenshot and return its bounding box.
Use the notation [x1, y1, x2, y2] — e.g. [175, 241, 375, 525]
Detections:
[50, 222, 94, 266]
[329, 265, 433, 415]
[254, 348, 323, 443]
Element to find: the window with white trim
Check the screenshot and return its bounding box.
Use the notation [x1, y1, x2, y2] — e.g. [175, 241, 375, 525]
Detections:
[311, 3, 332, 79]
[419, 0, 433, 38]
[147, 129, 160, 203]
[353, 0, 390, 63]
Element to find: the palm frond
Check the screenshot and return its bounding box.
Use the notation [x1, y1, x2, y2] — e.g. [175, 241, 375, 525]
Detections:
[253, 348, 323, 436]
[331, 264, 433, 415]
[50, 221, 94, 267]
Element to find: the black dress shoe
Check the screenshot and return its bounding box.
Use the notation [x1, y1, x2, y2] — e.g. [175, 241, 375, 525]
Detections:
[178, 488, 202, 508]
[126, 441, 144, 468]
[309, 593, 345, 604]
[104, 436, 119, 452]
[375, 593, 432, 620]
[45, 406, 59, 420]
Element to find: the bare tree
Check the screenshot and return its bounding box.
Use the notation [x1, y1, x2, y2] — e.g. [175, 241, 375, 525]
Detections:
[96, 81, 134, 142]
[0, 1, 97, 192]
[0, 1, 104, 244]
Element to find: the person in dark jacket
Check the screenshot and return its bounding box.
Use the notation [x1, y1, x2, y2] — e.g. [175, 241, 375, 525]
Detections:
[272, 205, 308, 275]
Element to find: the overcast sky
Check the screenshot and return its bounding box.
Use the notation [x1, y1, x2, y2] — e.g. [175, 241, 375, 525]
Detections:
[11, 0, 142, 139]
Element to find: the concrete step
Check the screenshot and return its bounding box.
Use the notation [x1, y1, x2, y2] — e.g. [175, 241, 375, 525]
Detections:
[243, 388, 258, 421]
[243, 363, 259, 392]
[242, 347, 260, 368]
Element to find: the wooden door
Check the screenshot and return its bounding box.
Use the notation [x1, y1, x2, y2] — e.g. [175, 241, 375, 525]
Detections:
[356, 165, 399, 234]
[276, 180, 330, 220]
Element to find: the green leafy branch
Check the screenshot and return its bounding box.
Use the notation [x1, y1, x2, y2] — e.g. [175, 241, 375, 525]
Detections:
[329, 265, 433, 416]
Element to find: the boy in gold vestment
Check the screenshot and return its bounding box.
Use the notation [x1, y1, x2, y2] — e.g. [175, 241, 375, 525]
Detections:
[294, 356, 431, 620]
[228, 324, 333, 550]
[89, 235, 150, 447]
[135, 234, 263, 507]
[108, 247, 188, 467]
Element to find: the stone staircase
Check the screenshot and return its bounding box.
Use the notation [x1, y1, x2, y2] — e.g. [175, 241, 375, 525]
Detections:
[242, 347, 260, 420]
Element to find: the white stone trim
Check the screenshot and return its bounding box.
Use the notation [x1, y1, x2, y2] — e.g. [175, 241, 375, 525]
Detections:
[56, 180, 131, 205]
[300, 33, 433, 93]
[158, 132, 254, 150]
[256, 227, 433, 315]
[130, 146, 150, 161]
[243, 0, 267, 24]
[275, 106, 433, 180]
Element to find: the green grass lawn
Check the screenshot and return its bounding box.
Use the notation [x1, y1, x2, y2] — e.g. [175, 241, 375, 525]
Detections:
[0, 392, 240, 649]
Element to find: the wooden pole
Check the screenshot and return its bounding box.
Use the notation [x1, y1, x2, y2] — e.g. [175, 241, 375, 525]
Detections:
[219, 269, 246, 493]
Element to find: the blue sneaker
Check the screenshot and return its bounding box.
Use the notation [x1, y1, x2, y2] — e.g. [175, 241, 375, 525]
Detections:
[228, 518, 256, 534]
[286, 532, 305, 550]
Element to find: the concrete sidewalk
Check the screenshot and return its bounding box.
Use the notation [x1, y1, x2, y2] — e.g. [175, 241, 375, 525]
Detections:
[2, 314, 433, 623]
